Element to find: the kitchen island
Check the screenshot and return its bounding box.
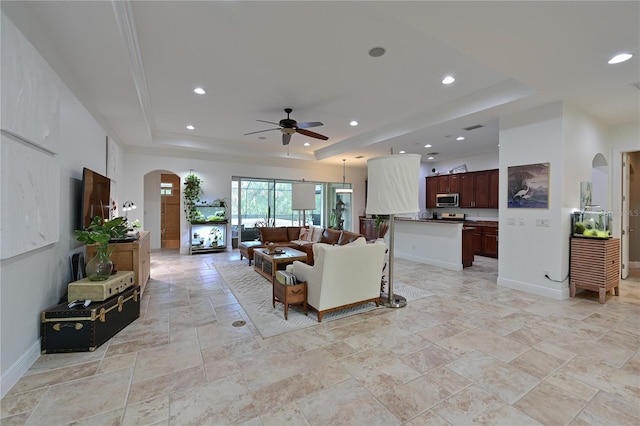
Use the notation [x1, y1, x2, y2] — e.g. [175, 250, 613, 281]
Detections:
[394, 218, 474, 271]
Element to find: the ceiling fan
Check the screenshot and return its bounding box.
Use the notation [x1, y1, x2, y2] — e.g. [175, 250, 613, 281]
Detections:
[244, 108, 329, 145]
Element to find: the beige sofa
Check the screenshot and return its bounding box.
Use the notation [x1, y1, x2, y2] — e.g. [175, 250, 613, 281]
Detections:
[286, 238, 386, 322]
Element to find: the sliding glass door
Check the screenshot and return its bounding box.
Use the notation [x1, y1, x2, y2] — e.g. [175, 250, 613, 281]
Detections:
[231, 178, 322, 245]
[230, 177, 349, 247]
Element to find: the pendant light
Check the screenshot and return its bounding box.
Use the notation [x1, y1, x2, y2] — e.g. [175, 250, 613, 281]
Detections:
[335, 159, 353, 193]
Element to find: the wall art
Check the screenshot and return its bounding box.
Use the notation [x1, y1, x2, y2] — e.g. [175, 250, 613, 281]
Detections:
[507, 162, 549, 208]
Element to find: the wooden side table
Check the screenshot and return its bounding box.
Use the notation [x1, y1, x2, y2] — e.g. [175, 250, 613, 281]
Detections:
[272, 280, 307, 320]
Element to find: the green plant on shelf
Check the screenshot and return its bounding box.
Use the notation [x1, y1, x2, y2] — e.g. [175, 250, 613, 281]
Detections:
[184, 173, 203, 223]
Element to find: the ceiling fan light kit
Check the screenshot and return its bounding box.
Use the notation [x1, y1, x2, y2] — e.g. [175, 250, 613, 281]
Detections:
[244, 108, 328, 145]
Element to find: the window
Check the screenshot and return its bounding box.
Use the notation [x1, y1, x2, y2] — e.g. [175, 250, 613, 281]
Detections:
[160, 182, 173, 196]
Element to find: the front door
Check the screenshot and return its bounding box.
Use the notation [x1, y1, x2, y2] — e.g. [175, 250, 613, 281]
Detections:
[161, 173, 180, 248]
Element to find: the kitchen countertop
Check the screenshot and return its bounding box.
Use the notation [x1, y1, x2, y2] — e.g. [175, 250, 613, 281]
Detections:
[395, 217, 464, 224]
[464, 220, 498, 227]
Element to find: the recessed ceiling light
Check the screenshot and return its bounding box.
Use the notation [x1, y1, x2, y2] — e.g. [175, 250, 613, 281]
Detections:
[424, 144, 432, 148]
[428, 156, 435, 160]
[399, 150, 406, 154]
[442, 75, 455, 85]
[369, 47, 386, 58]
[193, 87, 206, 95]
[350, 120, 358, 126]
[608, 53, 633, 64]
[186, 125, 195, 130]
[456, 136, 465, 141]
[303, 142, 310, 146]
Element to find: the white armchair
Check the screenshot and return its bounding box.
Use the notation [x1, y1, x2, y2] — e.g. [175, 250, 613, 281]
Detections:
[286, 237, 386, 322]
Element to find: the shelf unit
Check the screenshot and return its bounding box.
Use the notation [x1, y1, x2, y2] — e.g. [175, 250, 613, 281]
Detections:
[189, 204, 228, 254]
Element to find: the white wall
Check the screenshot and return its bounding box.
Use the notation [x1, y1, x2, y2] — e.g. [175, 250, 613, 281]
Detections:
[498, 102, 612, 299]
[0, 14, 120, 396]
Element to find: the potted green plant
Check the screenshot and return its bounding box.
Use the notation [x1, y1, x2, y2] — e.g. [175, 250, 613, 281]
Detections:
[184, 173, 203, 223]
[75, 216, 128, 281]
[374, 214, 390, 238]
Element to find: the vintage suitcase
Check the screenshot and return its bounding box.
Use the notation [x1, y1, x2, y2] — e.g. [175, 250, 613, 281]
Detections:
[41, 285, 140, 353]
[68, 270, 135, 302]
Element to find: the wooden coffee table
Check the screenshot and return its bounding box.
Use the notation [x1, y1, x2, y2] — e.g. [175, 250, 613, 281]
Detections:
[253, 247, 307, 283]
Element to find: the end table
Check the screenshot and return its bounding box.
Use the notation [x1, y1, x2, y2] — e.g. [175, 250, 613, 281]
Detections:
[272, 280, 307, 320]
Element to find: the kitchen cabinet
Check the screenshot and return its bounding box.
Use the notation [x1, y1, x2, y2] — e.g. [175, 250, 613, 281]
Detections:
[488, 169, 499, 208]
[468, 223, 498, 258]
[426, 177, 437, 209]
[436, 174, 459, 193]
[460, 171, 492, 208]
[426, 169, 498, 209]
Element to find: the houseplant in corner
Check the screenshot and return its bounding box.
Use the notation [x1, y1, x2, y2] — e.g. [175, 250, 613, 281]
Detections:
[184, 173, 203, 223]
[75, 216, 127, 281]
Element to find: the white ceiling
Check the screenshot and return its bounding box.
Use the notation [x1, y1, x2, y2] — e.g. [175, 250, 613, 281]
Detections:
[3, 1, 639, 166]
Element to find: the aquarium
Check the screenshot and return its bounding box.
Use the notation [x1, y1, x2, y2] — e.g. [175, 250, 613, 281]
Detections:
[572, 210, 612, 239]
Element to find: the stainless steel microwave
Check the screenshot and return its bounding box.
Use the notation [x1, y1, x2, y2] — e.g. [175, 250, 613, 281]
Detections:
[436, 193, 459, 207]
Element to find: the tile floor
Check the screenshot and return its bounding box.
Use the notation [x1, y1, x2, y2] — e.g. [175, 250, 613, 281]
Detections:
[2, 250, 639, 425]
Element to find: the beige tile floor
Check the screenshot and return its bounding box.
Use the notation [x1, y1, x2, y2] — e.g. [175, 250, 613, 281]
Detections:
[2, 250, 639, 425]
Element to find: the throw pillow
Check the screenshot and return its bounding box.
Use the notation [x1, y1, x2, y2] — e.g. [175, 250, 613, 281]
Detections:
[311, 226, 323, 242]
[299, 228, 312, 242]
[319, 228, 341, 245]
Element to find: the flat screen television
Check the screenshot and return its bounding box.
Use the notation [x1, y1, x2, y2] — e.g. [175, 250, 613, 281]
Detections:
[80, 167, 111, 229]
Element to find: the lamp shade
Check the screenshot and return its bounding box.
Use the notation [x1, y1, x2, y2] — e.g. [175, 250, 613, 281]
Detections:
[292, 182, 316, 210]
[366, 154, 421, 214]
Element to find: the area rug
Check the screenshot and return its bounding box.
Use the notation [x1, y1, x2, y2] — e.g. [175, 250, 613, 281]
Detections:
[214, 260, 432, 338]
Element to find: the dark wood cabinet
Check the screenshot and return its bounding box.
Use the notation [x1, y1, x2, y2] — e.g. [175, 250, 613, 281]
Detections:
[482, 226, 498, 258]
[468, 224, 498, 258]
[436, 175, 458, 193]
[459, 174, 475, 208]
[426, 177, 437, 209]
[488, 169, 499, 208]
[462, 227, 475, 267]
[426, 169, 498, 210]
[460, 170, 495, 208]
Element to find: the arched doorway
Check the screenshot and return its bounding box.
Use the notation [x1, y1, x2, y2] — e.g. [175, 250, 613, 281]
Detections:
[144, 170, 181, 249]
[161, 173, 181, 248]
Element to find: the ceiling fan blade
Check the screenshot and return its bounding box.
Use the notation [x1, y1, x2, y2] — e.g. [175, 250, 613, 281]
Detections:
[282, 133, 292, 145]
[296, 121, 323, 129]
[296, 128, 328, 140]
[256, 119, 281, 126]
[243, 128, 280, 135]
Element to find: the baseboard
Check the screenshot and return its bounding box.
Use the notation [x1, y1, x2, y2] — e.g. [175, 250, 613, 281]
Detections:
[396, 252, 463, 271]
[1, 339, 40, 398]
[497, 277, 569, 300]
[630, 261, 640, 269]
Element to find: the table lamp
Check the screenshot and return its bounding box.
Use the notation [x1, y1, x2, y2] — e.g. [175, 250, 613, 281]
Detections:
[367, 153, 420, 308]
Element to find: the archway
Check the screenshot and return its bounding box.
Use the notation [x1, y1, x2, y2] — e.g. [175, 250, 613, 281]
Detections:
[144, 170, 181, 249]
[591, 153, 608, 209]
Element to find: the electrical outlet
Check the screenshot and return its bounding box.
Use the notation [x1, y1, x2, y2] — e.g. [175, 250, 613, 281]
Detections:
[411, 244, 415, 250]
[519, 219, 525, 226]
[507, 218, 515, 225]
[541, 219, 549, 227]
